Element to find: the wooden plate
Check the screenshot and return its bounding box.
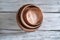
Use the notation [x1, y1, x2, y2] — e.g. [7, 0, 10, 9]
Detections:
[16, 4, 43, 32]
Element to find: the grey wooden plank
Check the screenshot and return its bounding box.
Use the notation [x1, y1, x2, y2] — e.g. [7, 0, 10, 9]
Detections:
[0, 0, 59, 5]
[0, 13, 20, 29]
[0, 0, 60, 12]
[38, 5, 60, 12]
[40, 13, 60, 30]
[0, 13, 60, 31]
[0, 4, 60, 12]
[0, 31, 60, 40]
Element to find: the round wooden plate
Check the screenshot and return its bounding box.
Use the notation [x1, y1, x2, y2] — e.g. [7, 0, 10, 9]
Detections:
[16, 4, 43, 32]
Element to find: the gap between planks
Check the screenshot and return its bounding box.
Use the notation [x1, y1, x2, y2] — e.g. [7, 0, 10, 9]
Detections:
[0, 11, 60, 13]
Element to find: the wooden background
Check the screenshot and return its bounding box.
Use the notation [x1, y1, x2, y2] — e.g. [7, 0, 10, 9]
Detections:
[0, 0, 60, 40]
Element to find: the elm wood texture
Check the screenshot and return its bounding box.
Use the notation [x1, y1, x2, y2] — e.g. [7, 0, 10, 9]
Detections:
[16, 4, 43, 32]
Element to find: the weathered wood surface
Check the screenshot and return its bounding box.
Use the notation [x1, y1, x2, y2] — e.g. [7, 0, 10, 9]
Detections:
[0, 31, 60, 40]
[0, 0, 59, 5]
[0, 0, 60, 40]
[0, 13, 60, 30]
[0, 0, 60, 12]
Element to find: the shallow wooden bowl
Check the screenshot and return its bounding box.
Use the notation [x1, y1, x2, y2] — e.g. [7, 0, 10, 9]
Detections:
[16, 4, 43, 32]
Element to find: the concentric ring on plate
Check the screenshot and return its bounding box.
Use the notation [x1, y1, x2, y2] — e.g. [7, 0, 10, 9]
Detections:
[16, 4, 43, 32]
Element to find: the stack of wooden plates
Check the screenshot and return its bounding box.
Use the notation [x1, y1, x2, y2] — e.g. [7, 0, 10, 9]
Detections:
[16, 4, 43, 32]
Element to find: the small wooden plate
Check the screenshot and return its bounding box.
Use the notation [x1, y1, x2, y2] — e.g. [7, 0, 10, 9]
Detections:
[16, 4, 43, 32]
